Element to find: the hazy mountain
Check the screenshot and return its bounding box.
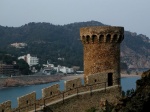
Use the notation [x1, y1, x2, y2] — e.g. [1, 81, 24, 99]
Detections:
[0, 21, 150, 70]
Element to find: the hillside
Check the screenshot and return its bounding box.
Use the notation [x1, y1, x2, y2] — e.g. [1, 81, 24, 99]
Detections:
[0, 21, 150, 70]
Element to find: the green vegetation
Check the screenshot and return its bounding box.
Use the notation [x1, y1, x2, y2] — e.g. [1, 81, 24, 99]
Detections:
[0, 51, 31, 75]
[0, 21, 150, 70]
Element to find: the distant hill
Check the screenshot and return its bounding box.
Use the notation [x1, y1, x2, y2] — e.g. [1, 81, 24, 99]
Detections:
[0, 21, 150, 70]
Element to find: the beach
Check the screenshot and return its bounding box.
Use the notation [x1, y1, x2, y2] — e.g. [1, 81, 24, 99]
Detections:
[0, 73, 141, 89]
[61, 73, 141, 81]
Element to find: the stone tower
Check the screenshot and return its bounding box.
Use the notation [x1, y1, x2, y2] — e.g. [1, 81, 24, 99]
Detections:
[80, 26, 124, 84]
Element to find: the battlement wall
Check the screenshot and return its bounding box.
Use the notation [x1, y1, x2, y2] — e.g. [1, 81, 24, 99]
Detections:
[0, 73, 120, 112]
[80, 26, 124, 83]
[80, 26, 124, 44]
[0, 101, 11, 112]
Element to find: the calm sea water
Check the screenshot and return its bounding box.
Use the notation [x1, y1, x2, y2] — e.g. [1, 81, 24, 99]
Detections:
[0, 77, 140, 108]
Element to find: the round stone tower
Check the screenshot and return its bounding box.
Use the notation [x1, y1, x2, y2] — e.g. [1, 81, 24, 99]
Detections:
[80, 26, 124, 84]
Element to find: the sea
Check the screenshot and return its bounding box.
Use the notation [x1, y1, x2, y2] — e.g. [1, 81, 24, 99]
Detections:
[0, 76, 140, 108]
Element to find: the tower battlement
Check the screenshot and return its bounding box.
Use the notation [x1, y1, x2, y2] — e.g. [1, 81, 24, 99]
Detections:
[80, 26, 124, 84]
[80, 26, 124, 44]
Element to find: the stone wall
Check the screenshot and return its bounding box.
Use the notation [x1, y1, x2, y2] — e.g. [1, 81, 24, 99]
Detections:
[17, 92, 36, 109]
[0, 101, 11, 112]
[42, 84, 60, 98]
[47, 86, 121, 112]
[0, 73, 121, 112]
[80, 26, 124, 83]
[65, 78, 82, 91]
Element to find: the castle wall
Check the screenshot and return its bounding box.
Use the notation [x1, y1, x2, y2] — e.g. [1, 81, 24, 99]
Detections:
[42, 84, 60, 98]
[0, 101, 11, 112]
[84, 43, 120, 76]
[17, 92, 36, 111]
[47, 86, 121, 112]
[0, 73, 121, 112]
[80, 26, 124, 84]
[65, 78, 82, 91]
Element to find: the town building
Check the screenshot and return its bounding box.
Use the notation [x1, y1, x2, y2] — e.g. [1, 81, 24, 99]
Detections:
[18, 54, 39, 66]
[54, 65, 74, 74]
[0, 64, 14, 76]
[10, 42, 27, 48]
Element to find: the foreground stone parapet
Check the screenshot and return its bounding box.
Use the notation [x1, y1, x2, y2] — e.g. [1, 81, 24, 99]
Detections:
[80, 26, 124, 84]
[0, 101, 11, 112]
[17, 92, 36, 111]
[65, 78, 82, 91]
[42, 84, 60, 98]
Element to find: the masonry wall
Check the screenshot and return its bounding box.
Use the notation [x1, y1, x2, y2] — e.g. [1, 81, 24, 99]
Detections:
[17, 91, 36, 111]
[42, 84, 60, 98]
[65, 78, 82, 91]
[0, 101, 11, 112]
[47, 86, 121, 112]
[0, 73, 121, 112]
[80, 26, 124, 84]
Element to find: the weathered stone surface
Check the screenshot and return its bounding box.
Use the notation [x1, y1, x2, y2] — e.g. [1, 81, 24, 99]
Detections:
[42, 84, 60, 98]
[65, 78, 82, 91]
[48, 86, 121, 112]
[17, 92, 36, 109]
[0, 101, 11, 112]
[80, 26, 124, 84]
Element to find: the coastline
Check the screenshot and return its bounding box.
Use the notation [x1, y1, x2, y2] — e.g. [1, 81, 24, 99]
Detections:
[61, 73, 141, 81]
[0, 75, 62, 89]
[0, 73, 141, 89]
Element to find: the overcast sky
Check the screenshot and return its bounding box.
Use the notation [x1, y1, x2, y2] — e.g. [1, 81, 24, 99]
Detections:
[0, 0, 150, 37]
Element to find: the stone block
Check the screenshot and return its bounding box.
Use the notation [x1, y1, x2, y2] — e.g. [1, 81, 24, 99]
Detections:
[42, 84, 60, 98]
[65, 78, 82, 91]
[0, 101, 11, 112]
[17, 91, 36, 108]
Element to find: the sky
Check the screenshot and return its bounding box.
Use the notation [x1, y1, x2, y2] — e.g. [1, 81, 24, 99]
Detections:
[0, 0, 150, 37]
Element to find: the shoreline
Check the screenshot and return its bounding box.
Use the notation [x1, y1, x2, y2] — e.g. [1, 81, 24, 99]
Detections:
[61, 73, 141, 81]
[0, 73, 141, 89]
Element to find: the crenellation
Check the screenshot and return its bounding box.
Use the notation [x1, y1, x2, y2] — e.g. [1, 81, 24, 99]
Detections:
[42, 84, 60, 98]
[0, 101, 11, 112]
[17, 92, 36, 108]
[80, 26, 124, 84]
[87, 73, 106, 85]
[65, 78, 82, 91]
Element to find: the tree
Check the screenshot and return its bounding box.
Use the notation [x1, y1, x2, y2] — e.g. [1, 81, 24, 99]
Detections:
[16, 59, 31, 75]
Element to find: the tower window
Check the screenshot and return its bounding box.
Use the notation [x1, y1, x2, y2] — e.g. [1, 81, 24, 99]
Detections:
[99, 35, 104, 42]
[113, 34, 118, 42]
[118, 35, 123, 42]
[92, 35, 97, 43]
[106, 34, 111, 42]
[73, 84, 75, 88]
[26, 100, 29, 104]
[86, 35, 90, 43]
[50, 91, 53, 95]
[82, 36, 85, 43]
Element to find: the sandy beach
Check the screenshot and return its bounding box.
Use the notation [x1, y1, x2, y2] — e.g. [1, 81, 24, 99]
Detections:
[0, 73, 141, 89]
[61, 73, 141, 81]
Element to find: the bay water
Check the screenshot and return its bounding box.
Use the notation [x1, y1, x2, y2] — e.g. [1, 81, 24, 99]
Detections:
[0, 76, 140, 108]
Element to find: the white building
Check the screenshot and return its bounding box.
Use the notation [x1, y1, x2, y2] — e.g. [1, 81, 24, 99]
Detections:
[10, 42, 27, 48]
[18, 54, 39, 66]
[54, 65, 74, 74]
